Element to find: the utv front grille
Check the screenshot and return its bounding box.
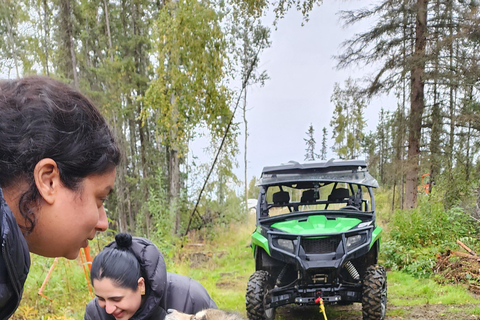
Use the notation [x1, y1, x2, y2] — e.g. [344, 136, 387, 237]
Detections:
[301, 236, 341, 254]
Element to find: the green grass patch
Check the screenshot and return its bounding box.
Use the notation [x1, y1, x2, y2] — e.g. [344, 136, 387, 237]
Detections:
[471, 305, 480, 315]
[387, 270, 479, 305]
[165, 217, 256, 315]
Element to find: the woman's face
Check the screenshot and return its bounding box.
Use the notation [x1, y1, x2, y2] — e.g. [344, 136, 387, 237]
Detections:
[25, 168, 116, 259]
[93, 277, 145, 320]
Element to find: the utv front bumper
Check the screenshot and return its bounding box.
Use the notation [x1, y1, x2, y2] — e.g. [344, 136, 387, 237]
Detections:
[253, 224, 378, 307]
[266, 282, 363, 308]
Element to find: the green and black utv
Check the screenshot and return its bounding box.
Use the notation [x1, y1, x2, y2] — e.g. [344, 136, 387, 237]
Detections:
[245, 159, 386, 320]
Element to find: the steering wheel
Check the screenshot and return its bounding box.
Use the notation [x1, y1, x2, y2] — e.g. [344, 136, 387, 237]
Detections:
[343, 205, 360, 211]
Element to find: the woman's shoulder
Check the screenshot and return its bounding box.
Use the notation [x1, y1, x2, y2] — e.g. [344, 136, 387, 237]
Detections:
[165, 272, 217, 313]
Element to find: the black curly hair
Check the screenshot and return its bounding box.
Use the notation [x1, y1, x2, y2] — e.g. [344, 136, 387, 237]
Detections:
[0, 75, 121, 233]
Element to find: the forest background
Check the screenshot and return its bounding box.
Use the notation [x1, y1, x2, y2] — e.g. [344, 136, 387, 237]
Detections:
[3, 0, 480, 318]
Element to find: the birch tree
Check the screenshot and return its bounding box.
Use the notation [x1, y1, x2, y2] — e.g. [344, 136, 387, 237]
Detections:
[146, 0, 232, 235]
[330, 78, 366, 160]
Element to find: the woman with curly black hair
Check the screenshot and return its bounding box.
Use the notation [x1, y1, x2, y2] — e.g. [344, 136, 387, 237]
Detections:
[0, 75, 120, 319]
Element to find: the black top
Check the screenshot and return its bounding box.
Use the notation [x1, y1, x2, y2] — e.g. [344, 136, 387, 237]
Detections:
[0, 187, 31, 320]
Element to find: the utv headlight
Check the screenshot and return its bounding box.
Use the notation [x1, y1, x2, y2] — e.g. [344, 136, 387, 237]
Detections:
[274, 238, 295, 253]
[346, 234, 366, 250]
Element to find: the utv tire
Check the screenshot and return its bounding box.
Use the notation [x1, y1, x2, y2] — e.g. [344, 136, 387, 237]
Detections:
[362, 264, 387, 320]
[246, 270, 275, 320]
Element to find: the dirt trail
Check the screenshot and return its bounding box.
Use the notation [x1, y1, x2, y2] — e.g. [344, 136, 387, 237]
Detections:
[275, 303, 480, 319]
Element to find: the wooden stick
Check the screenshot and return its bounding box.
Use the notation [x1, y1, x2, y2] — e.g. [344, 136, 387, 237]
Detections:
[450, 251, 480, 261]
[38, 257, 58, 301]
[456, 240, 477, 256]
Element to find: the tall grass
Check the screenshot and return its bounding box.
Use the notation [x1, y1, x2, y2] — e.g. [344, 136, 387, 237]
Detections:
[167, 213, 256, 314]
[13, 256, 94, 320]
[12, 236, 114, 320]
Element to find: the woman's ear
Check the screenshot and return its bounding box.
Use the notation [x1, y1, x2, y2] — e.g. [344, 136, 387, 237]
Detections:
[138, 277, 146, 295]
[34, 158, 60, 205]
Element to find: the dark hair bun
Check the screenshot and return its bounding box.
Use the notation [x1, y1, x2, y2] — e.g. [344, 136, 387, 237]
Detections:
[115, 233, 133, 249]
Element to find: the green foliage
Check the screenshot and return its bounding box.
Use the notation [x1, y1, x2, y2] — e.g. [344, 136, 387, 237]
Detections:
[330, 78, 366, 160]
[189, 188, 247, 239]
[381, 194, 480, 277]
[433, 167, 479, 211]
[247, 176, 259, 199]
[146, 0, 231, 151]
[146, 168, 178, 253]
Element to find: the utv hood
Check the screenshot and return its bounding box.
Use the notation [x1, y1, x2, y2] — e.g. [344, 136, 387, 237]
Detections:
[271, 215, 362, 235]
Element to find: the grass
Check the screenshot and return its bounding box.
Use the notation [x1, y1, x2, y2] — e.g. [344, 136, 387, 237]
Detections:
[13, 255, 93, 320]
[387, 269, 479, 307]
[167, 214, 256, 314]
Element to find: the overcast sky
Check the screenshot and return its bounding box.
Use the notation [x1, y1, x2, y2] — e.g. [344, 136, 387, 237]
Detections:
[192, 0, 396, 186]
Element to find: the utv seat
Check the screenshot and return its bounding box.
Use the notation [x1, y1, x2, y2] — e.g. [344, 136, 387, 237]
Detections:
[328, 188, 349, 202]
[301, 190, 316, 203]
[272, 191, 290, 205]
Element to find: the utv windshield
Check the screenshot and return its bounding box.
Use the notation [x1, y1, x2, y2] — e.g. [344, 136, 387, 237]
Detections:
[256, 160, 378, 218]
[258, 181, 375, 218]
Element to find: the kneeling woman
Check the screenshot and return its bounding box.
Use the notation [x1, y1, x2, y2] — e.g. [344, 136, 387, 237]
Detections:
[84, 233, 217, 320]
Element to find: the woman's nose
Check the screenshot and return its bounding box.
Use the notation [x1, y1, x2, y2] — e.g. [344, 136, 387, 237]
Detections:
[96, 206, 108, 232]
[105, 301, 116, 314]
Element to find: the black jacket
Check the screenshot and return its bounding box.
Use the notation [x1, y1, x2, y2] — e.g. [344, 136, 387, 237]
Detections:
[0, 188, 30, 320]
[84, 237, 217, 320]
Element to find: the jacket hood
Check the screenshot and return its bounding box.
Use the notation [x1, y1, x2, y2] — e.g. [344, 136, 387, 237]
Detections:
[103, 236, 167, 319]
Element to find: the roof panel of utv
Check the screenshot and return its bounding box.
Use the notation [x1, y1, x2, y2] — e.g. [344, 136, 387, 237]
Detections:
[258, 159, 379, 188]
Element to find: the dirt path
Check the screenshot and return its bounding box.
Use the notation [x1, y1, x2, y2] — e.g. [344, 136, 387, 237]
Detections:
[275, 303, 480, 319]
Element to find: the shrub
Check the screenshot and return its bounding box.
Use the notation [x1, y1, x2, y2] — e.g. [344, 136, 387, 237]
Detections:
[381, 195, 480, 277]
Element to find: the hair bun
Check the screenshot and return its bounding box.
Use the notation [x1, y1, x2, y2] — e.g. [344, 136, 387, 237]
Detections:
[115, 233, 133, 249]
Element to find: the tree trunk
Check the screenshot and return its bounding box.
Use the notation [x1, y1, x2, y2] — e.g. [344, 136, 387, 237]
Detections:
[429, 1, 440, 195]
[476, 182, 480, 221]
[117, 162, 128, 232]
[137, 103, 151, 237]
[391, 182, 396, 212]
[60, 0, 79, 88]
[43, 0, 50, 75]
[405, 0, 427, 209]
[430, 88, 440, 195]
[169, 92, 181, 235]
[103, 0, 114, 62]
[169, 146, 180, 235]
[244, 87, 248, 214]
[4, 9, 19, 78]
